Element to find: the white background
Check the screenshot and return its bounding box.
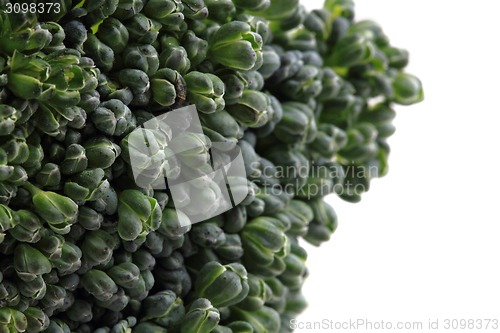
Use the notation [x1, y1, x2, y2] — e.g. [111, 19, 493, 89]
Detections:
[298, 1, 500, 332]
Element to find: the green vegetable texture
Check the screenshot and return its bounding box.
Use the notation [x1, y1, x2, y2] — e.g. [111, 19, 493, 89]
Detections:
[0, 0, 423, 332]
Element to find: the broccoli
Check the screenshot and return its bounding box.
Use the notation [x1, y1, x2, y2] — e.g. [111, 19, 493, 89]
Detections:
[0, 0, 423, 332]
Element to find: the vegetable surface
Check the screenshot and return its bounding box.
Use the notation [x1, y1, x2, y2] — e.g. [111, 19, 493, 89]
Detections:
[0, 0, 423, 332]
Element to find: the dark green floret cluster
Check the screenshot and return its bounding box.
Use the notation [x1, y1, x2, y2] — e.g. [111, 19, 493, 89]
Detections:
[0, 0, 423, 332]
